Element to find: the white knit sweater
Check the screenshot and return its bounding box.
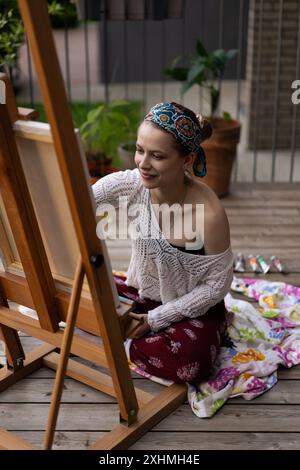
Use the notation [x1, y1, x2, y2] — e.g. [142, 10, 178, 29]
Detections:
[92, 169, 234, 332]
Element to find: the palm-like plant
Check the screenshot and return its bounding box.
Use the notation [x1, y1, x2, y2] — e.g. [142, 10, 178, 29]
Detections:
[80, 100, 141, 168]
[164, 40, 237, 119]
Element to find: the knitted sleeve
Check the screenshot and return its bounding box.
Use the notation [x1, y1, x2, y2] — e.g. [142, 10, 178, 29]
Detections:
[92, 168, 140, 209]
[147, 246, 234, 332]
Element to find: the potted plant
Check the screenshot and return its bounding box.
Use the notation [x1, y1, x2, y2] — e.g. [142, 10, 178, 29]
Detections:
[0, 7, 24, 93]
[47, 0, 79, 29]
[117, 100, 141, 170]
[80, 100, 141, 177]
[164, 40, 240, 197]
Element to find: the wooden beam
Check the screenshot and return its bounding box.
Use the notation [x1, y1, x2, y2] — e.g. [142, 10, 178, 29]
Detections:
[17, 107, 39, 120]
[0, 428, 34, 450]
[43, 352, 154, 407]
[0, 305, 109, 367]
[88, 384, 187, 450]
[0, 325, 24, 370]
[0, 104, 59, 332]
[0, 73, 18, 123]
[0, 296, 25, 370]
[0, 272, 133, 338]
[0, 343, 56, 392]
[0, 73, 38, 122]
[44, 257, 85, 450]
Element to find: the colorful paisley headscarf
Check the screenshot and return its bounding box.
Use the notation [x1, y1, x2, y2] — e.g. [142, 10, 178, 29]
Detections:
[144, 102, 207, 177]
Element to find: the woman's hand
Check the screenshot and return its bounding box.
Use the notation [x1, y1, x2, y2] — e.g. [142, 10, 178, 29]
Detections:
[127, 313, 151, 339]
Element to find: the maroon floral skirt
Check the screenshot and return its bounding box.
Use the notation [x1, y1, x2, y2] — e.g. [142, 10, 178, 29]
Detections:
[114, 274, 227, 384]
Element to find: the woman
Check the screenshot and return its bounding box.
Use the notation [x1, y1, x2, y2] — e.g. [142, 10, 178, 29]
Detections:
[92, 102, 233, 384]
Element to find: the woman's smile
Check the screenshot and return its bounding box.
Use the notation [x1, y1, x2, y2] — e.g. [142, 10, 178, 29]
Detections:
[140, 171, 157, 180]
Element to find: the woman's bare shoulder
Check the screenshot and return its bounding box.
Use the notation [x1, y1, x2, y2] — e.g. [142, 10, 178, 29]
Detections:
[189, 178, 231, 255]
[188, 178, 221, 209]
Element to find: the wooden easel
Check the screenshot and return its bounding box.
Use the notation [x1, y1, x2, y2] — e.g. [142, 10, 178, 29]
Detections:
[0, 0, 187, 450]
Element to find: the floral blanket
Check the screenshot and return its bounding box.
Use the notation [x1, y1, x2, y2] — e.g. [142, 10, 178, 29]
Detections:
[127, 276, 300, 418]
[188, 276, 300, 417]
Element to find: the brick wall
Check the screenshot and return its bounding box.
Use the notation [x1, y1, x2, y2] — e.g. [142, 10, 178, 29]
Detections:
[246, 0, 300, 149]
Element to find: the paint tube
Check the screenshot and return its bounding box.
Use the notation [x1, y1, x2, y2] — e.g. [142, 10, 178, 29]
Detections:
[234, 252, 246, 272]
[248, 254, 262, 273]
[256, 254, 271, 274]
[270, 255, 288, 274]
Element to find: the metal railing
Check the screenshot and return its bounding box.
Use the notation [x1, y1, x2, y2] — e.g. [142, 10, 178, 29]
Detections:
[2, 0, 300, 183]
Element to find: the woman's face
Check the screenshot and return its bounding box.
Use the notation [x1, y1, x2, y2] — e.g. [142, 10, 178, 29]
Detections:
[135, 121, 186, 189]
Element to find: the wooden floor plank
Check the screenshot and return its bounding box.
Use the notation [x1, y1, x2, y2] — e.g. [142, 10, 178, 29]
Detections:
[231, 236, 300, 248]
[1, 375, 300, 404]
[9, 431, 300, 450]
[230, 380, 300, 404]
[279, 365, 300, 379]
[223, 200, 300, 207]
[1, 403, 300, 432]
[230, 182, 300, 192]
[230, 225, 300, 236]
[227, 216, 300, 225]
[232, 247, 300, 257]
[131, 431, 300, 450]
[153, 405, 300, 432]
[0, 403, 118, 431]
[0, 378, 113, 403]
[227, 208, 300, 216]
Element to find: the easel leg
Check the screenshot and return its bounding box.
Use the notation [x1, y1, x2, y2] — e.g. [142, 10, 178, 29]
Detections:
[43, 257, 84, 450]
[0, 298, 25, 371]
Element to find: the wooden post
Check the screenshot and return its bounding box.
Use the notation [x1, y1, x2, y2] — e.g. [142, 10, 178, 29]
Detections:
[0, 73, 39, 122]
[0, 293, 24, 370]
[44, 257, 84, 449]
[0, 104, 60, 332]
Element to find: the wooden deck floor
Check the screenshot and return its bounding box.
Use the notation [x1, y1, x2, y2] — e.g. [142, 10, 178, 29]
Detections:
[1, 182, 300, 450]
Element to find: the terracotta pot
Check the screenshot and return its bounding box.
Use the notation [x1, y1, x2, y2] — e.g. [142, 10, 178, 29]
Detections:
[86, 151, 112, 177]
[89, 167, 121, 186]
[118, 142, 136, 170]
[201, 117, 241, 198]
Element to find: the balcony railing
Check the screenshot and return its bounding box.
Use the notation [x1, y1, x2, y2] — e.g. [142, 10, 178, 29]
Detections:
[2, 0, 299, 183]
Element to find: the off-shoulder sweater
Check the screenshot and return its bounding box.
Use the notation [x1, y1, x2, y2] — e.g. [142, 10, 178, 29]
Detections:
[92, 168, 234, 332]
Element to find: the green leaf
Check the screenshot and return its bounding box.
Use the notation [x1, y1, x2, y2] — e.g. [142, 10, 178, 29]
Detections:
[223, 111, 232, 121]
[186, 62, 205, 84]
[110, 99, 131, 109]
[196, 40, 208, 58]
[212, 50, 227, 73]
[226, 49, 238, 60]
[171, 55, 182, 67]
[87, 105, 104, 120]
[164, 66, 188, 81]
[181, 80, 194, 95]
